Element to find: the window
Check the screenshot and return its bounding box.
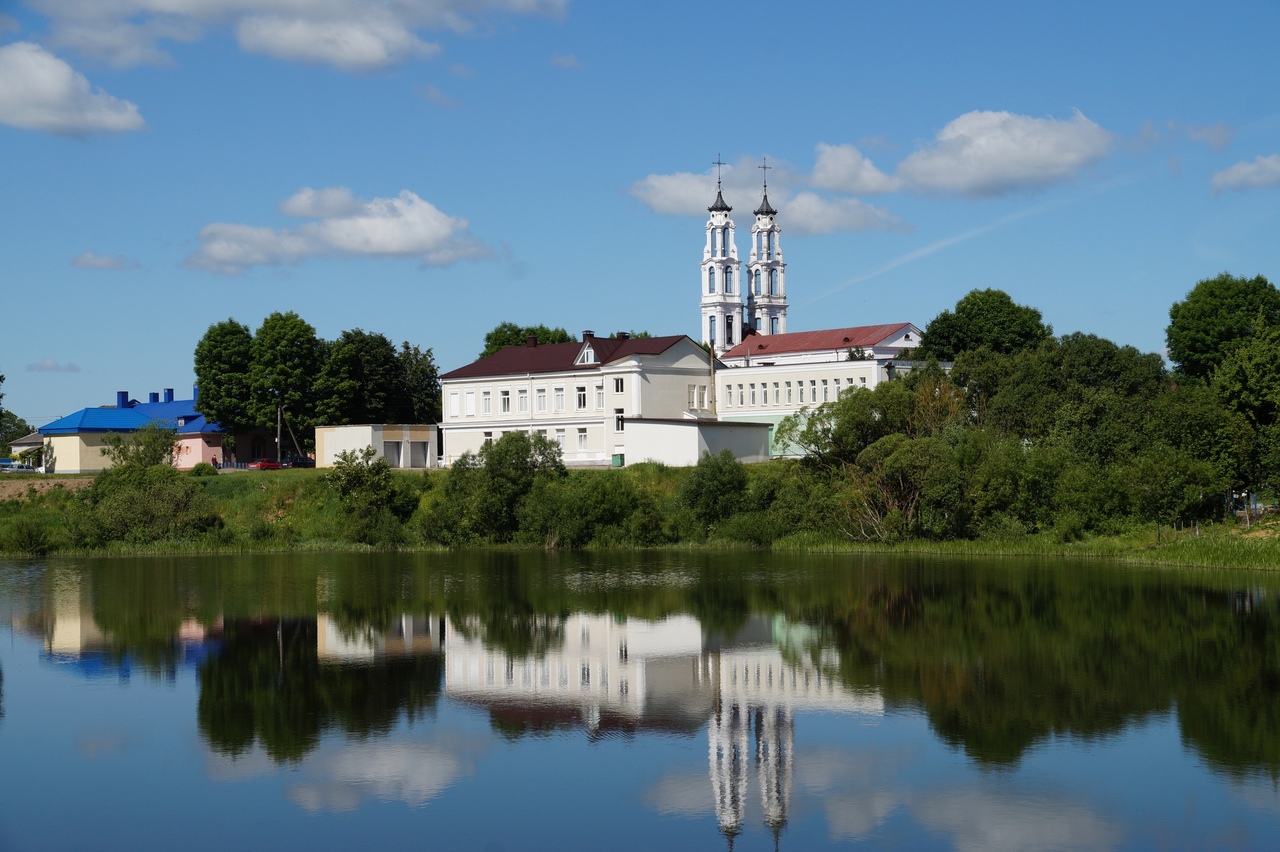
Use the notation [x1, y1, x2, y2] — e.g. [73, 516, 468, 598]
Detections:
[773, 382, 780, 405]
[810, 380, 817, 402]
[725, 384, 732, 407]
[750, 383, 756, 406]
[688, 385, 697, 408]
[576, 386, 587, 410]
[483, 431, 493, 444]
[555, 428, 566, 447]
[822, 380, 829, 402]
[711, 228, 718, 257]
[537, 429, 547, 438]
[577, 428, 588, 451]
[554, 387, 565, 411]
[614, 378, 624, 393]
[770, 268, 778, 294]
[614, 409, 625, 432]
[785, 382, 792, 404]
[500, 390, 511, 413]
[465, 390, 475, 416]
[517, 389, 528, 413]
[699, 386, 708, 408]
[771, 317, 779, 335]
[482, 390, 492, 415]
[737, 384, 744, 406]
[707, 267, 715, 293]
[709, 316, 716, 347]
[449, 391, 460, 418]
[576, 346, 596, 365]
[595, 384, 604, 409]
[721, 226, 729, 257]
[725, 267, 733, 292]
[767, 232, 774, 259]
[536, 387, 547, 412]
[726, 315, 734, 345]
[798, 383, 805, 404]
[753, 269, 761, 294]
[860, 376, 867, 386]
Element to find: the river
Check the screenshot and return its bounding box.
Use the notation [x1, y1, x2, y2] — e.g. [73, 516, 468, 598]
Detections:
[1, 551, 1278, 850]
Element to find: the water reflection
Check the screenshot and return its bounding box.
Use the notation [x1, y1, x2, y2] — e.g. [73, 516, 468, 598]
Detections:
[4, 553, 1280, 847]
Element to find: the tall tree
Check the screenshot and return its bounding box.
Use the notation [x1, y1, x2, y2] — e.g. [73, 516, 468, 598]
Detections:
[250, 311, 324, 438]
[916, 288, 1051, 361]
[480, 322, 575, 358]
[398, 342, 441, 423]
[314, 329, 404, 425]
[193, 319, 254, 438]
[1166, 273, 1280, 379]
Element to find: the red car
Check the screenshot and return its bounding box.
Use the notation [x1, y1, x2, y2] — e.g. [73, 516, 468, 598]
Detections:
[247, 458, 282, 470]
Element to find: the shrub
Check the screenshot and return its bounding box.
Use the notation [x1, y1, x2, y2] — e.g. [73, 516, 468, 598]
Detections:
[189, 462, 220, 477]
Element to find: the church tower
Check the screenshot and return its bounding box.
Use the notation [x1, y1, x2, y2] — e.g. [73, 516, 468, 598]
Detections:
[745, 160, 788, 337]
[700, 158, 742, 356]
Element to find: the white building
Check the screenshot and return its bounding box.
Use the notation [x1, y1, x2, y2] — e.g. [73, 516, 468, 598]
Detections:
[315, 423, 437, 469]
[438, 331, 731, 467]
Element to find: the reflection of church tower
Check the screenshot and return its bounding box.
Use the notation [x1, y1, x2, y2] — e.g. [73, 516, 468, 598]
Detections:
[700, 157, 742, 356]
[756, 705, 793, 842]
[745, 160, 787, 337]
[710, 699, 750, 846]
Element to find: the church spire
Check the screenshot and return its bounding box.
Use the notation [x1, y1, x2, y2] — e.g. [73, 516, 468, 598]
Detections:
[746, 158, 788, 337]
[700, 154, 742, 357]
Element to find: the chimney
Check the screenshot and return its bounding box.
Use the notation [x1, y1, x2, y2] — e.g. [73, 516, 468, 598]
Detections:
[193, 385, 199, 402]
[583, 330, 595, 340]
[116, 391, 130, 408]
[149, 392, 159, 403]
[526, 335, 538, 347]
[616, 331, 630, 340]
[163, 388, 174, 403]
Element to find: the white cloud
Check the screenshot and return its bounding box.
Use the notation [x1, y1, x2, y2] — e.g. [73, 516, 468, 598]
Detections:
[187, 187, 491, 274]
[279, 186, 362, 218]
[1172, 120, 1234, 151]
[782, 192, 908, 235]
[235, 16, 439, 71]
[896, 109, 1113, 196]
[71, 250, 138, 269]
[550, 52, 581, 70]
[287, 743, 467, 812]
[1211, 154, 1280, 192]
[418, 83, 456, 108]
[27, 359, 81, 373]
[909, 790, 1122, 852]
[30, 0, 570, 70]
[0, 41, 145, 135]
[812, 143, 900, 194]
[628, 169, 720, 216]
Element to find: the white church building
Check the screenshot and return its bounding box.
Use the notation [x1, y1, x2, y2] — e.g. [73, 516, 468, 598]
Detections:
[437, 165, 924, 464]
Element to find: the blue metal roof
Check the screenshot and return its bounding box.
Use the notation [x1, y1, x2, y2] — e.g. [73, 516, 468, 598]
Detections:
[40, 397, 221, 435]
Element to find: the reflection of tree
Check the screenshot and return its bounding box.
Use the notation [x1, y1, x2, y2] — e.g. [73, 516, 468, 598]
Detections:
[197, 618, 443, 763]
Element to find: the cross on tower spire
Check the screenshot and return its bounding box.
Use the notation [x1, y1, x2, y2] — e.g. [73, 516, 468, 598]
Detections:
[758, 157, 771, 191]
[713, 154, 727, 190]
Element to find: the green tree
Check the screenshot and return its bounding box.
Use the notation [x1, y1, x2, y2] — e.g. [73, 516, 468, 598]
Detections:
[399, 341, 441, 423]
[1166, 273, 1280, 379]
[916, 288, 1051, 361]
[480, 322, 575, 359]
[102, 422, 179, 468]
[193, 318, 255, 440]
[314, 329, 405, 425]
[0, 410, 32, 457]
[679, 449, 749, 531]
[250, 312, 324, 447]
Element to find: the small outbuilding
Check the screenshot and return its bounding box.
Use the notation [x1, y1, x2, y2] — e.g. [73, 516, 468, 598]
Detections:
[315, 424, 437, 470]
[623, 417, 772, 467]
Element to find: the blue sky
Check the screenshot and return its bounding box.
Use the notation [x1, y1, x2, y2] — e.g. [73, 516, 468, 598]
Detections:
[2, 0, 1278, 427]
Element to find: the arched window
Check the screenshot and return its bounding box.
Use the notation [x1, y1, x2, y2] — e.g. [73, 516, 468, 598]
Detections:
[721, 227, 729, 257]
[754, 270, 761, 294]
[771, 317, 779, 335]
[766, 232, 773, 259]
[710, 229, 718, 257]
[726, 315, 734, 345]
[708, 316, 716, 347]
[725, 267, 733, 292]
[769, 269, 778, 294]
[707, 267, 715, 293]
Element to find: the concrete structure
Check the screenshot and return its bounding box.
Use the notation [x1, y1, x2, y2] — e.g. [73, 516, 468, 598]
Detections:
[439, 332, 713, 467]
[39, 388, 221, 474]
[315, 423, 437, 469]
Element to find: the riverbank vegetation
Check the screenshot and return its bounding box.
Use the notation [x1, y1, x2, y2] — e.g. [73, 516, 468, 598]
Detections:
[3, 274, 1280, 567]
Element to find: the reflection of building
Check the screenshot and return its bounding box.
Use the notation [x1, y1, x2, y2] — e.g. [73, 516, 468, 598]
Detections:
[316, 613, 444, 662]
[443, 611, 881, 844]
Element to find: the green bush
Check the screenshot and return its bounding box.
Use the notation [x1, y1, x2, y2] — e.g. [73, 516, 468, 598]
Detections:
[2, 513, 53, 555]
[189, 462, 220, 477]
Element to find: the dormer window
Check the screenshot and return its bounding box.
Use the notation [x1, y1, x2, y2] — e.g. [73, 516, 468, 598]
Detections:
[575, 346, 596, 365]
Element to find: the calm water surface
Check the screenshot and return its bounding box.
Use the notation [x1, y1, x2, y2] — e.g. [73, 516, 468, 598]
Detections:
[1, 551, 1278, 851]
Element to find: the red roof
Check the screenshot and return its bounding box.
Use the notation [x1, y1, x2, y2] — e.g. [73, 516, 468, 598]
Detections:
[720, 323, 915, 359]
[441, 334, 692, 380]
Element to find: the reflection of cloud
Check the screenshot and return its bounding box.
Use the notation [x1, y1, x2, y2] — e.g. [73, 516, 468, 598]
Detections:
[909, 790, 1122, 852]
[824, 791, 900, 841]
[288, 742, 467, 812]
[76, 730, 131, 757]
[644, 770, 716, 816]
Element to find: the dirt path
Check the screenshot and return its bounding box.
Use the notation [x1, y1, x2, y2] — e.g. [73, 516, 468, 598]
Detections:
[0, 476, 93, 500]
